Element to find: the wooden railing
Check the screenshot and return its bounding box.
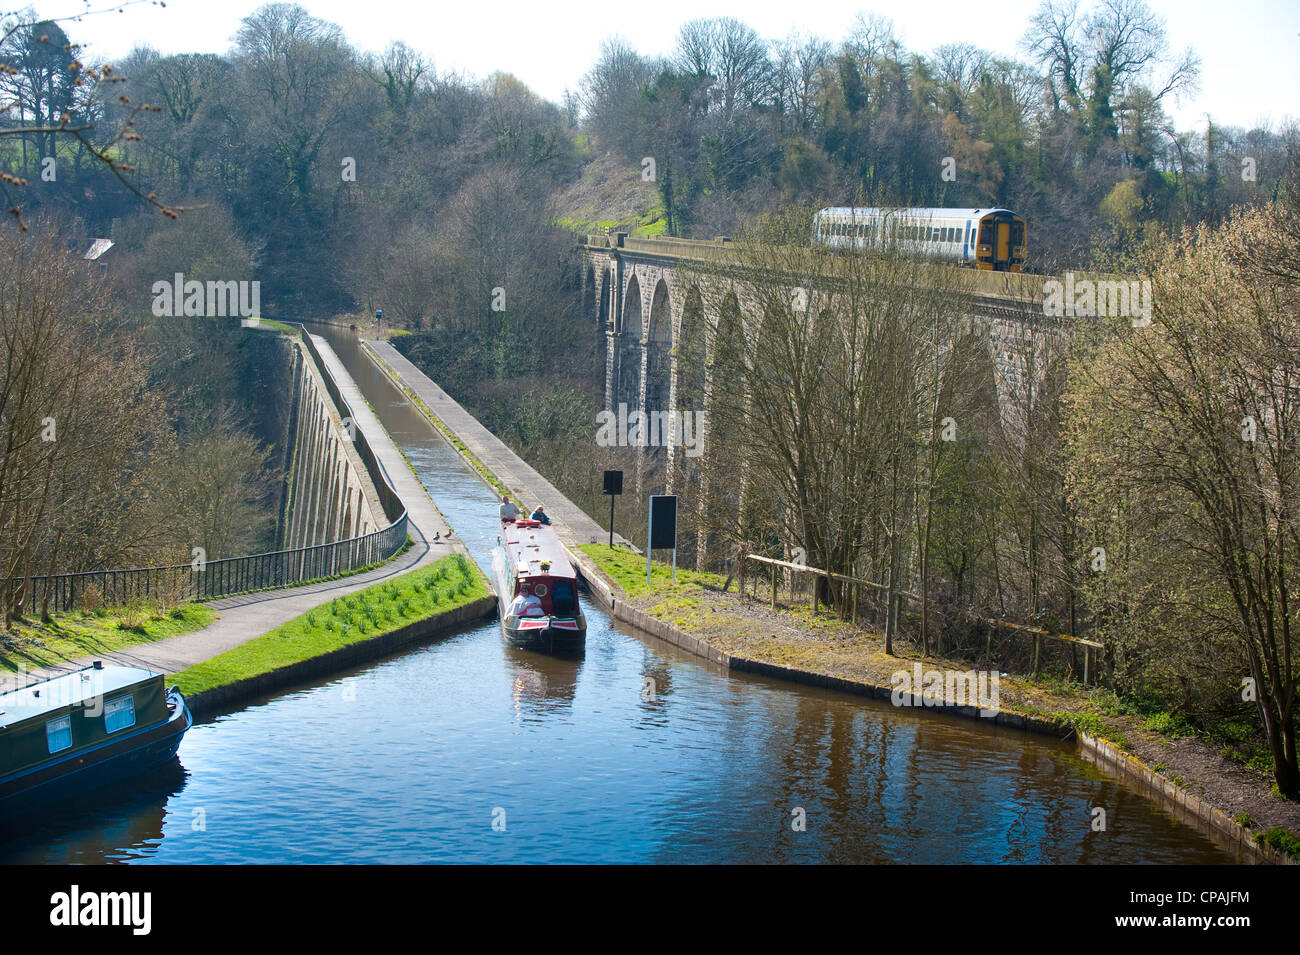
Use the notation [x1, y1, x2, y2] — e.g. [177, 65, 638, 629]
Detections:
[744, 553, 1103, 683]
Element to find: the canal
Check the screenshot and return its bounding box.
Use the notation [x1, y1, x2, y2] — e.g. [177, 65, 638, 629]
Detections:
[0, 325, 1241, 863]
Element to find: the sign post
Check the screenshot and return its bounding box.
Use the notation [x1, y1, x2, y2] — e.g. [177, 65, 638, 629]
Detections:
[646, 494, 678, 585]
[602, 470, 623, 549]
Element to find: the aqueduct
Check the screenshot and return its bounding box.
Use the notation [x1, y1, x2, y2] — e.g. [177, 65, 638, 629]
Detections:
[580, 232, 1077, 504]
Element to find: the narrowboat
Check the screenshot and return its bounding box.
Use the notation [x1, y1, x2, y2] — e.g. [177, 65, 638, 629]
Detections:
[493, 517, 587, 653]
[0, 662, 192, 814]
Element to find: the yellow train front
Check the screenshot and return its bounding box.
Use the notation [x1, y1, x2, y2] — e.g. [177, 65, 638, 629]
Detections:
[813, 207, 1027, 272]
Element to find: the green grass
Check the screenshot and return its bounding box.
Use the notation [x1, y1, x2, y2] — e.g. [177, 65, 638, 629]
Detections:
[1255, 827, 1300, 860]
[579, 543, 725, 599]
[0, 604, 218, 674]
[172, 554, 488, 696]
[257, 318, 298, 334]
[553, 206, 667, 238]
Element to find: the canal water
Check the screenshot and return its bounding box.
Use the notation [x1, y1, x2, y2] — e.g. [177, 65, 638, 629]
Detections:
[0, 325, 1241, 864]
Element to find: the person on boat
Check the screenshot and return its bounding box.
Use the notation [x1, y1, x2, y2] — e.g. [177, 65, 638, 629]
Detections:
[530, 504, 551, 525]
[507, 592, 528, 617]
[509, 590, 543, 616]
[500, 495, 519, 522]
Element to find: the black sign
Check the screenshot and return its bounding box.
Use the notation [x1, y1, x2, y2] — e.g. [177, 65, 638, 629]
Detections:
[603, 470, 623, 495]
[648, 495, 677, 550]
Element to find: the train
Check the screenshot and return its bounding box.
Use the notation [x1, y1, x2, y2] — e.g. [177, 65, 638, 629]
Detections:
[813, 207, 1027, 272]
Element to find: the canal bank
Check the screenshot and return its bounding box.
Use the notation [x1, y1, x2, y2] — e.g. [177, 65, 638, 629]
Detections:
[366, 335, 1295, 865]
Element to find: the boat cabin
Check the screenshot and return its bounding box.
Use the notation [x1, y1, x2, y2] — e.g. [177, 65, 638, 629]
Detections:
[501, 519, 580, 618]
[0, 664, 170, 778]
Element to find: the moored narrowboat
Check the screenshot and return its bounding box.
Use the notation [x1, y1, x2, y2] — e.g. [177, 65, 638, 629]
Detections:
[0, 662, 192, 815]
[493, 518, 587, 654]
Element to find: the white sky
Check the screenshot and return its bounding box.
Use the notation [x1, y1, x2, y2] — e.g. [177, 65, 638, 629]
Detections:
[29, 0, 1300, 132]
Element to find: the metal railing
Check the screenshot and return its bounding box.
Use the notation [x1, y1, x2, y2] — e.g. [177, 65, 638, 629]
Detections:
[4, 325, 409, 615]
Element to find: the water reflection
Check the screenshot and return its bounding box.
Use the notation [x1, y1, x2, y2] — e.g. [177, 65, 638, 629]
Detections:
[505, 646, 582, 722]
[0, 760, 187, 864]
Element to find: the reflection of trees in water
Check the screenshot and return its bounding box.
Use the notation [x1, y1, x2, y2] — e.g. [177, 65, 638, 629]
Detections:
[505, 647, 583, 722]
[648, 689, 1236, 864]
[0, 758, 187, 863]
[636, 649, 674, 727]
[647, 692, 919, 864]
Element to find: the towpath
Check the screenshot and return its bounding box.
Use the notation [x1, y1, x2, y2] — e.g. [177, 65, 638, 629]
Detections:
[18, 334, 465, 682]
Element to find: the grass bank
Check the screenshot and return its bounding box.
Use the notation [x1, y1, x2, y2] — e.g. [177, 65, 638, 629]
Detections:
[173, 553, 488, 697]
[0, 604, 218, 675]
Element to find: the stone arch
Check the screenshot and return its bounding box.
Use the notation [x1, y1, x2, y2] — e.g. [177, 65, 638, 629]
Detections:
[617, 274, 643, 411]
[644, 279, 672, 421]
[697, 290, 747, 567]
[621, 272, 643, 338]
[675, 286, 707, 417]
[598, 267, 612, 327]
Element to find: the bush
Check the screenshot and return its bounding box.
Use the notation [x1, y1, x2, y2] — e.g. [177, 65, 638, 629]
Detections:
[1255, 827, 1300, 860]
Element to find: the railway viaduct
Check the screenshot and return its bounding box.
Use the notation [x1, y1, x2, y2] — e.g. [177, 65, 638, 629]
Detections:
[579, 232, 1082, 500]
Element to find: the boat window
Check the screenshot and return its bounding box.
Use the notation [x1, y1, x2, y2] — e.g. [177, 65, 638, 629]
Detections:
[104, 695, 136, 734]
[46, 714, 72, 754]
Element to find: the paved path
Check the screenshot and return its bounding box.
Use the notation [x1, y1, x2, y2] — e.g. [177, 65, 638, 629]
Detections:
[16, 335, 469, 684]
[366, 341, 634, 554]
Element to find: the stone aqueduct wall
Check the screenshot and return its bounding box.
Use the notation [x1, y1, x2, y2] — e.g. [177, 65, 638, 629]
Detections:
[580, 234, 1078, 495]
[280, 339, 384, 550]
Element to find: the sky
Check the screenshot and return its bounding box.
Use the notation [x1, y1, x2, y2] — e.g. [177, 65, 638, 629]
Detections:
[25, 0, 1300, 132]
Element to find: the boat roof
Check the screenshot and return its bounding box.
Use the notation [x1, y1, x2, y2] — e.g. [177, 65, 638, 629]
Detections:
[816, 207, 1013, 218]
[0, 664, 160, 728]
[502, 521, 577, 580]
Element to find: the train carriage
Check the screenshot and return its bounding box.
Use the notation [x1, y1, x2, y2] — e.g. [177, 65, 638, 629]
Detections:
[813, 206, 1027, 272]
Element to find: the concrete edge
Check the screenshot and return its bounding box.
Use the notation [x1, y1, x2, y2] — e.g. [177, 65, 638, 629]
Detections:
[1077, 731, 1294, 865]
[568, 547, 1287, 865]
[184, 595, 496, 718]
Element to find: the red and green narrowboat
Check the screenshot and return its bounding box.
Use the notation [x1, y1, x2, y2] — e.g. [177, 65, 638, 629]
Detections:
[493, 518, 586, 654]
